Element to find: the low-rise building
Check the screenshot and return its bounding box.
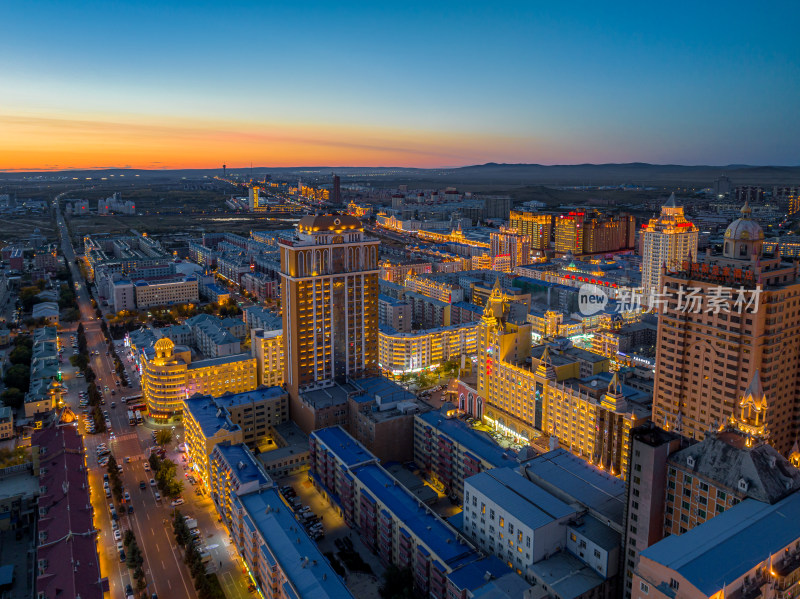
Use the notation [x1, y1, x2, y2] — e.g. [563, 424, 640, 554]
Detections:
[33, 426, 107, 598]
[141, 338, 258, 421]
[257, 421, 310, 478]
[633, 492, 800, 599]
[0, 406, 13, 439]
[32, 302, 59, 324]
[183, 395, 244, 487]
[310, 426, 482, 598]
[378, 322, 478, 375]
[230, 487, 353, 599]
[134, 276, 199, 309]
[378, 294, 412, 332]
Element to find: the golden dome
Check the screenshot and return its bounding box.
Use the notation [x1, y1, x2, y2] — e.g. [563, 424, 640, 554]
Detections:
[154, 337, 174, 353]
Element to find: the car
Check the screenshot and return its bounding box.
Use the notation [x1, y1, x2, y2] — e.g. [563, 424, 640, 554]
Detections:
[111, 520, 118, 530]
[128, 505, 134, 514]
[117, 465, 123, 474]
[124, 491, 131, 501]
[103, 473, 109, 482]
[143, 462, 150, 471]
[114, 529, 122, 541]
[154, 492, 161, 501]
[119, 550, 126, 562]
[170, 498, 184, 507]
[110, 402, 116, 408]
[125, 457, 130, 463]
[103, 481, 109, 490]
[105, 488, 111, 498]
[149, 478, 156, 486]
[125, 584, 134, 598]
[139, 481, 146, 490]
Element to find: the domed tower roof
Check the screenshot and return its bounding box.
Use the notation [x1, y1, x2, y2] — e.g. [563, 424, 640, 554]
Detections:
[297, 214, 361, 232]
[154, 337, 174, 353]
[723, 201, 764, 259]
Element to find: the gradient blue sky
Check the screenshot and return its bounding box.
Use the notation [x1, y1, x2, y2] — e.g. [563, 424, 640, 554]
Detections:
[2, 1, 799, 169]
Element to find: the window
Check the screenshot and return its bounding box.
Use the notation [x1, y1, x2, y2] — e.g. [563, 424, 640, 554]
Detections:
[670, 579, 680, 590]
[594, 549, 601, 559]
[640, 582, 650, 594]
[508, 523, 514, 534]
[490, 509, 495, 520]
[499, 517, 504, 527]
[570, 533, 577, 542]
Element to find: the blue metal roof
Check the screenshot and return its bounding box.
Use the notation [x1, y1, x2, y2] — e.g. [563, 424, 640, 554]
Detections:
[378, 293, 407, 306]
[312, 427, 376, 468]
[352, 376, 415, 403]
[416, 411, 515, 468]
[521, 448, 627, 525]
[466, 469, 575, 530]
[447, 556, 509, 591]
[641, 493, 800, 596]
[353, 463, 479, 570]
[238, 489, 353, 599]
[183, 397, 240, 438]
[213, 386, 286, 408]
[212, 443, 270, 489]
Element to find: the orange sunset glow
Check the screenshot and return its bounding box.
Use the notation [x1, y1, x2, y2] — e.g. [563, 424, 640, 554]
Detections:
[0, 112, 536, 171]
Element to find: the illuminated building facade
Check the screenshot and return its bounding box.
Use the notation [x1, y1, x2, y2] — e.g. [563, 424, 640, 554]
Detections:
[554, 212, 636, 257]
[640, 193, 698, 300]
[251, 328, 284, 388]
[490, 227, 532, 269]
[509, 210, 553, 251]
[404, 273, 464, 303]
[141, 338, 258, 421]
[379, 260, 432, 284]
[378, 322, 478, 374]
[653, 203, 800, 454]
[279, 214, 380, 414]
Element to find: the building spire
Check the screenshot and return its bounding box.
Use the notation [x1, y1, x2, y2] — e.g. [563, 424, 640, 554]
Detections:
[741, 199, 752, 218]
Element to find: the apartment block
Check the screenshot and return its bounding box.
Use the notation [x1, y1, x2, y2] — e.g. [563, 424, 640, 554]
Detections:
[378, 322, 477, 374]
[653, 203, 800, 453]
[251, 328, 284, 388]
[508, 210, 553, 251]
[310, 426, 482, 598]
[378, 294, 412, 332]
[414, 408, 518, 501]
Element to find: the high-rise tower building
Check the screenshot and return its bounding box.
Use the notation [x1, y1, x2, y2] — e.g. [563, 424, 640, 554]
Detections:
[554, 211, 636, 257]
[640, 193, 698, 301]
[490, 227, 531, 270]
[331, 174, 341, 205]
[508, 210, 552, 251]
[279, 214, 380, 419]
[652, 202, 800, 454]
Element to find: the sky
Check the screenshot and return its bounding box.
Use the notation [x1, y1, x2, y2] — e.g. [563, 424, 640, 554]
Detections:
[1, 1, 799, 171]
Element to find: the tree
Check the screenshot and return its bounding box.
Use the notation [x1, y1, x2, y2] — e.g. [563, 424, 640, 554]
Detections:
[63, 308, 81, 322]
[123, 529, 135, 547]
[106, 454, 118, 478]
[0, 388, 24, 410]
[9, 344, 31, 365]
[70, 353, 89, 370]
[4, 364, 31, 392]
[156, 429, 172, 447]
[379, 565, 415, 599]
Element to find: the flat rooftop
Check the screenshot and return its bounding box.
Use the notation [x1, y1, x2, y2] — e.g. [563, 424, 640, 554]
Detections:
[416, 411, 516, 468]
[519, 448, 627, 527]
[300, 382, 359, 409]
[237, 489, 352, 599]
[354, 463, 479, 570]
[527, 551, 604, 599]
[467, 468, 575, 531]
[312, 426, 375, 468]
[642, 493, 800, 596]
[183, 396, 241, 438]
[213, 443, 271, 489]
[213, 386, 286, 408]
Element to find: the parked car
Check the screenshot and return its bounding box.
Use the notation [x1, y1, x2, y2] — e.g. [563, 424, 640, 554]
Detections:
[170, 498, 184, 507]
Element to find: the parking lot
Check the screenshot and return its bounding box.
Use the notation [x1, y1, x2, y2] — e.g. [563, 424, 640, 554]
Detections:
[275, 472, 384, 598]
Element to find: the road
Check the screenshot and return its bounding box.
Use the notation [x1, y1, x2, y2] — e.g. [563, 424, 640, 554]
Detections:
[55, 194, 199, 599]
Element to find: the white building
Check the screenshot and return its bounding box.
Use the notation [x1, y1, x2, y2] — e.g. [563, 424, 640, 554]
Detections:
[640, 193, 698, 302]
[464, 467, 619, 583]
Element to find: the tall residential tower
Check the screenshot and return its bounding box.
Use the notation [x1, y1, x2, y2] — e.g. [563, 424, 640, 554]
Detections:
[640, 193, 698, 301]
[279, 214, 380, 422]
[652, 202, 800, 454]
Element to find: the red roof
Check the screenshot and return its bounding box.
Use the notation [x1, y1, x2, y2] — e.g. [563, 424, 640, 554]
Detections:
[34, 426, 106, 599]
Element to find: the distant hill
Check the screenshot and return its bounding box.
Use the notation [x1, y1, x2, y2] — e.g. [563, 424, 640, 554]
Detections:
[2, 163, 799, 186]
